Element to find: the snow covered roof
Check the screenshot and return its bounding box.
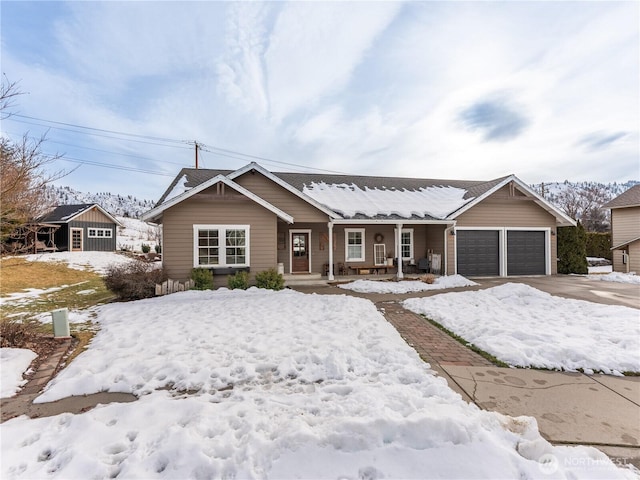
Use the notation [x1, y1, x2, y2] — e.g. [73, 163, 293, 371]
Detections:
[603, 184, 640, 209]
[150, 162, 574, 225]
[39, 204, 122, 225]
[300, 182, 470, 220]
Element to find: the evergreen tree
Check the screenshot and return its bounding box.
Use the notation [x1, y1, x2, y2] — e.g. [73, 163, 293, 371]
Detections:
[557, 222, 588, 274]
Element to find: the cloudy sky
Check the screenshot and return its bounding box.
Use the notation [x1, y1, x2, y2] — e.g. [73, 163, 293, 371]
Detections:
[2, 1, 638, 200]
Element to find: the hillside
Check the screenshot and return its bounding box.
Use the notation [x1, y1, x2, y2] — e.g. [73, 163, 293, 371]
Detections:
[46, 179, 639, 224]
[530, 180, 639, 204]
[45, 186, 155, 219]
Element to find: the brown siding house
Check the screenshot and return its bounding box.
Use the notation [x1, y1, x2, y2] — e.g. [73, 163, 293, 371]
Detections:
[143, 163, 575, 283]
[603, 185, 640, 274]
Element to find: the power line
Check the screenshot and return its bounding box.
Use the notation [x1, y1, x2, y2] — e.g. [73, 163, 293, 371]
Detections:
[5, 118, 192, 150]
[10, 113, 186, 144]
[28, 135, 191, 167]
[7, 112, 350, 174]
[50, 154, 176, 177]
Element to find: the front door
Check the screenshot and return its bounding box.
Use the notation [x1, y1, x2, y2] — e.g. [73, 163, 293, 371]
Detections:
[291, 233, 309, 273]
[71, 228, 83, 252]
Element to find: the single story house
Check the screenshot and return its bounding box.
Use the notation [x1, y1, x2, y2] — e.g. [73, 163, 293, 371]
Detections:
[142, 162, 575, 283]
[603, 185, 640, 273]
[39, 204, 121, 252]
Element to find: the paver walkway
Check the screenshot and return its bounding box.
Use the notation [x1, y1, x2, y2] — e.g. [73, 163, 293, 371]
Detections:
[378, 301, 493, 367]
[1, 338, 73, 422]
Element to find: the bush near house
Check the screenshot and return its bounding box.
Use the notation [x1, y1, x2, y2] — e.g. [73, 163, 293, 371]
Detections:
[191, 268, 214, 290]
[141, 243, 151, 254]
[586, 232, 612, 260]
[557, 222, 588, 274]
[227, 270, 249, 290]
[255, 268, 285, 291]
[105, 261, 167, 301]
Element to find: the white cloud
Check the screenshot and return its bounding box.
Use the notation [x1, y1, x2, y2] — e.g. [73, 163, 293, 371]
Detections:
[1, 1, 637, 199]
[264, 2, 401, 123]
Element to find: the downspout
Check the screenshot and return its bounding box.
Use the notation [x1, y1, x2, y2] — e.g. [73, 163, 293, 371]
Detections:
[328, 222, 335, 280]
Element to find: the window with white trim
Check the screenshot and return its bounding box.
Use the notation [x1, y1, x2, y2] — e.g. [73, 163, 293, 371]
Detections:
[87, 228, 113, 238]
[400, 229, 414, 260]
[345, 228, 365, 262]
[194, 225, 250, 267]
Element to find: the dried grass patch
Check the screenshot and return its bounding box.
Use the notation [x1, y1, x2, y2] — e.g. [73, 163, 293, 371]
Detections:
[1, 257, 95, 295]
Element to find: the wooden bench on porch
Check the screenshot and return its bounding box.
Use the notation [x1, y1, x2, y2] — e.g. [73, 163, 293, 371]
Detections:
[348, 265, 396, 275]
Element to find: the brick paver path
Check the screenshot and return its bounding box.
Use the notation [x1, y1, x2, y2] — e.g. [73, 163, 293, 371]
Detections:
[1, 337, 73, 422]
[379, 301, 493, 367]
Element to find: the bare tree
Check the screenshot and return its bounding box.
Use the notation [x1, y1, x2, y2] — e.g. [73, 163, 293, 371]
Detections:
[0, 78, 70, 250]
[554, 182, 611, 232]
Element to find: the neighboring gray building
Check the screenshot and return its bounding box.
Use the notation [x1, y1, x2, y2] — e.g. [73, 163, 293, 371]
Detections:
[39, 204, 121, 252]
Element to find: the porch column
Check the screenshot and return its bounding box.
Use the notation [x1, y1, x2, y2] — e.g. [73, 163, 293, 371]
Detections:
[396, 223, 404, 279]
[328, 222, 335, 280]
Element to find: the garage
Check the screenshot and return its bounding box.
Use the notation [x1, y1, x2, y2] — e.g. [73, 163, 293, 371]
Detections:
[507, 230, 546, 275]
[456, 229, 548, 277]
[456, 230, 500, 276]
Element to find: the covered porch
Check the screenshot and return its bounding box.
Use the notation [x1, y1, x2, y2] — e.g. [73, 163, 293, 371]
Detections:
[276, 219, 453, 280]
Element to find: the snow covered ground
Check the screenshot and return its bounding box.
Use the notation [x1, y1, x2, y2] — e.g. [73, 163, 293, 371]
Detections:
[592, 272, 640, 285]
[404, 283, 640, 374]
[116, 216, 160, 253]
[2, 288, 631, 478]
[23, 251, 136, 275]
[338, 274, 477, 294]
[588, 265, 613, 274]
[586, 257, 613, 274]
[1, 348, 37, 398]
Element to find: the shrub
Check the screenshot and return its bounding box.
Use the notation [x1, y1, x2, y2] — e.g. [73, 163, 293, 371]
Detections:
[255, 268, 285, 291]
[227, 270, 249, 290]
[419, 273, 435, 284]
[141, 244, 151, 254]
[585, 232, 612, 260]
[0, 319, 39, 348]
[155, 244, 162, 254]
[557, 222, 588, 274]
[191, 268, 214, 290]
[104, 261, 167, 301]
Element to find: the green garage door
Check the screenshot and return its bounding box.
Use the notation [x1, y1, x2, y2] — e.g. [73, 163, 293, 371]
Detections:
[456, 230, 500, 276]
[507, 231, 546, 275]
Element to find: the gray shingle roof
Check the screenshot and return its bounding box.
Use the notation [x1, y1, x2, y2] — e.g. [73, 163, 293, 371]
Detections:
[603, 185, 640, 209]
[155, 167, 509, 213]
[39, 204, 97, 223]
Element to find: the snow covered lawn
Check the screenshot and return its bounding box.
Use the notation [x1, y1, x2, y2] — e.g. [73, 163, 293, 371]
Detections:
[23, 251, 136, 275]
[591, 272, 640, 285]
[404, 283, 640, 374]
[1, 289, 631, 479]
[338, 274, 477, 294]
[1, 348, 37, 398]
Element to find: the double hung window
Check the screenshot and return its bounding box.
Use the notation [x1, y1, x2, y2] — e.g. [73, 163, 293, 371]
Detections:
[194, 225, 249, 267]
[345, 228, 365, 261]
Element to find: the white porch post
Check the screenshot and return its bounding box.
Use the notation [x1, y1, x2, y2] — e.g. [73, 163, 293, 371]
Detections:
[328, 222, 335, 280]
[396, 223, 404, 279]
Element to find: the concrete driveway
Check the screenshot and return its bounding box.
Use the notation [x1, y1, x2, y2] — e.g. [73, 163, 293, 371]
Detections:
[472, 275, 640, 309]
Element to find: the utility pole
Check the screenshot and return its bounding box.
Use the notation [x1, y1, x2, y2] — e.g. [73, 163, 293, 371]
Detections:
[194, 141, 199, 169]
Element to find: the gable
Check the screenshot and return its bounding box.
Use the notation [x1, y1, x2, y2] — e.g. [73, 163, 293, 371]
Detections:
[143, 175, 293, 224]
[73, 205, 115, 224]
[456, 184, 556, 227]
[233, 171, 331, 223]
